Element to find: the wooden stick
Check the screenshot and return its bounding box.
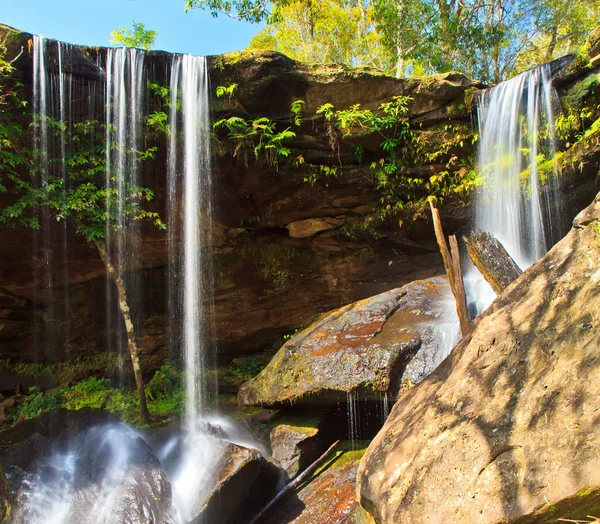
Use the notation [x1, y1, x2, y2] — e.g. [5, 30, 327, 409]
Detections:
[429, 198, 456, 294]
[248, 440, 341, 524]
[449, 235, 471, 335]
[428, 198, 471, 336]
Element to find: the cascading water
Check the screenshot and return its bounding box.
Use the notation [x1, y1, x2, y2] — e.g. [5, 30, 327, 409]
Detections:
[167, 53, 215, 431]
[467, 64, 565, 310]
[165, 53, 224, 523]
[104, 47, 146, 382]
[31, 35, 53, 362]
[19, 38, 244, 524]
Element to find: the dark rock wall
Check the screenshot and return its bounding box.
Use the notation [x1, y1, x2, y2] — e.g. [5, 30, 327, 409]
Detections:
[0, 25, 598, 388]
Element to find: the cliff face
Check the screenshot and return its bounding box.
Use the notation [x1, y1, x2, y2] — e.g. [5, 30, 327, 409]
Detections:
[0, 25, 598, 388]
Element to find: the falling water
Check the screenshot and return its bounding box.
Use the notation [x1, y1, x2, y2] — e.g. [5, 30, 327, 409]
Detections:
[347, 391, 360, 450]
[166, 53, 221, 522]
[104, 47, 146, 382]
[31, 36, 53, 364]
[167, 54, 215, 432]
[468, 64, 564, 309]
[22, 37, 245, 524]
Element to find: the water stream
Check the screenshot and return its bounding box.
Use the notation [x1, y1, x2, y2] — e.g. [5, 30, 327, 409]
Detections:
[467, 64, 565, 310]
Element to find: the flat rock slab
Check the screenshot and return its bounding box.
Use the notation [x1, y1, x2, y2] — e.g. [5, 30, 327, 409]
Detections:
[238, 276, 458, 407]
[357, 192, 600, 523]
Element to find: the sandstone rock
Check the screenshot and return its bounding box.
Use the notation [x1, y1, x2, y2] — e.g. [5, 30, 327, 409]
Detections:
[238, 276, 458, 407]
[263, 442, 366, 524]
[287, 218, 340, 238]
[194, 442, 282, 524]
[269, 412, 327, 478]
[357, 192, 600, 523]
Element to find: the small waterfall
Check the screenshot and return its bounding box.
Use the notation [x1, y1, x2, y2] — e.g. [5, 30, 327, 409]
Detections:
[104, 47, 146, 383]
[166, 53, 221, 523]
[347, 391, 360, 450]
[167, 54, 215, 431]
[468, 64, 564, 309]
[31, 36, 53, 363]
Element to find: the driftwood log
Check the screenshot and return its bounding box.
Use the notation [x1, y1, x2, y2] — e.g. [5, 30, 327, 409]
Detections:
[428, 198, 471, 336]
[462, 230, 523, 294]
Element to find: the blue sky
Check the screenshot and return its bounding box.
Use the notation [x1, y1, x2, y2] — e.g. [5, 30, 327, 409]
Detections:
[0, 0, 263, 56]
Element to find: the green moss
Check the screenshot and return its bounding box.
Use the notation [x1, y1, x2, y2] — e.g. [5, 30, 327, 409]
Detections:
[205, 357, 266, 384]
[13, 362, 186, 428]
[511, 486, 600, 523]
[575, 41, 592, 68]
[464, 87, 477, 110]
[0, 353, 127, 387]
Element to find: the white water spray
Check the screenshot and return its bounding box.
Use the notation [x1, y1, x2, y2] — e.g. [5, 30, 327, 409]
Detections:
[468, 64, 563, 310]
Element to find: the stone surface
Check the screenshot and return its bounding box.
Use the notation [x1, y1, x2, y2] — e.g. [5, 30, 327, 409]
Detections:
[11, 422, 175, 524]
[195, 442, 282, 524]
[0, 23, 598, 383]
[0, 408, 120, 470]
[263, 443, 366, 524]
[287, 218, 340, 238]
[238, 276, 459, 407]
[357, 192, 600, 523]
[269, 412, 327, 478]
[0, 466, 11, 524]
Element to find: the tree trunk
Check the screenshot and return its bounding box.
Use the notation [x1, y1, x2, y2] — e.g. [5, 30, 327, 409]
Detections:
[94, 240, 151, 425]
[428, 198, 471, 336]
[395, 44, 405, 78]
[545, 25, 558, 62]
[462, 230, 523, 295]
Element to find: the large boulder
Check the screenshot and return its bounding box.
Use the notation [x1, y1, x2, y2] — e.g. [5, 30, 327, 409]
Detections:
[238, 276, 459, 407]
[357, 192, 600, 523]
[12, 422, 175, 523]
[194, 442, 282, 524]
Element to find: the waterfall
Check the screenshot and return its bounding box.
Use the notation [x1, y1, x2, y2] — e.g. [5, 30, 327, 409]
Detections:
[167, 54, 215, 433]
[167, 53, 221, 523]
[104, 47, 146, 382]
[467, 64, 564, 310]
[31, 35, 52, 362]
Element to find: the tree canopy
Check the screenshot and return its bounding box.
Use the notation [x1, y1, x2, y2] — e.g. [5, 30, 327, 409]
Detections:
[188, 0, 600, 82]
[110, 21, 157, 50]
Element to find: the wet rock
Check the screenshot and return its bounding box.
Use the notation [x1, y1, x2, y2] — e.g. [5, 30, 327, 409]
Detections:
[238, 277, 458, 407]
[0, 408, 120, 470]
[263, 442, 366, 524]
[357, 192, 600, 523]
[193, 442, 282, 524]
[12, 423, 174, 524]
[269, 412, 327, 478]
[0, 466, 11, 523]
